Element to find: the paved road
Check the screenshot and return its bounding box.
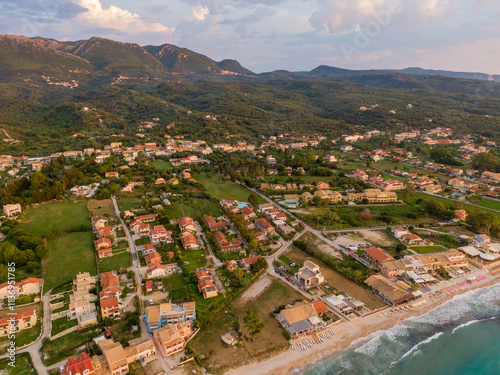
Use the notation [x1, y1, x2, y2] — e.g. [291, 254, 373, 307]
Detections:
[0, 290, 53, 374]
[111, 195, 142, 286]
[111, 196, 175, 372]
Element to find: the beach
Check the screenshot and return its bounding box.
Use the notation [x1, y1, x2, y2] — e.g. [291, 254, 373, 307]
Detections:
[223, 271, 500, 375]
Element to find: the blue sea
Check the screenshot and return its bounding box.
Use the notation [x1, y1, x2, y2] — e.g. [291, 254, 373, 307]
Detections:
[299, 283, 500, 375]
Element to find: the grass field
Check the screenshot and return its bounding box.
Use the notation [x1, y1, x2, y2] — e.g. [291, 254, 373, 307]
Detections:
[474, 198, 500, 211]
[163, 198, 223, 219]
[0, 321, 41, 354]
[411, 246, 448, 254]
[88, 199, 116, 216]
[180, 250, 207, 273]
[413, 192, 500, 219]
[41, 330, 92, 365]
[51, 317, 78, 336]
[44, 232, 96, 290]
[20, 201, 90, 236]
[192, 279, 302, 372]
[98, 252, 131, 273]
[196, 174, 266, 203]
[151, 160, 173, 170]
[0, 353, 33, 374]
[117, 197, 143, 211]
[162, 274, 186, 289]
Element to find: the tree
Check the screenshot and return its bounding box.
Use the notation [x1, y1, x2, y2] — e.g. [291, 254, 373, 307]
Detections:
[243, 308, 265, 338]
[234, 268, 244, 279]
[472, 152, 500, 172]
[250, 257, 268, 273]
[248, 193, 259, 207]
[360, 209, 372, 221]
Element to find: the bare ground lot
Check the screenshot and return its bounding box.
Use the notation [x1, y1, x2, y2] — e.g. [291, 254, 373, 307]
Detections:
[233, 274, 273, 309]
[348, 229, 401, 247]
[191, 280, 303, 373]
[285, 246, 386, 310]
[88, 199, 116, 217]
[302, 232, 343, 259]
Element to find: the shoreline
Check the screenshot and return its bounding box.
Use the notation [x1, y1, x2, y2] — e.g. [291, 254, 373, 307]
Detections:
[222, 272, 500, 375]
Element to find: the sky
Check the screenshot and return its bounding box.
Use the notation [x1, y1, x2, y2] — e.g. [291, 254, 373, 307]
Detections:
[0, 0, 499, 74]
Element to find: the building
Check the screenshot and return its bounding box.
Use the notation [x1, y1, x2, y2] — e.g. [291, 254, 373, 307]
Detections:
[61, 353, 94, 375]
[0, 310, 37, 337]
[99, 338, 156, 375]
[348, 189, 397, 203]
[134, 214, 158, 223]
[221, 330, 239, 345]
[295, 260, 324, 288]
[400, 233, 424, 246]
[455, 209, 468, 221]
[0, 277, 41, 300]
[2, 203, 21, 217]
[101, 297, 120, 319]
[178, 217, 196, 232]
[73, 272, 97, 293]
[322, 294, 364, 316]
[143, 302, 196, 332]
[213, 231, 242, 252]
[180, 232, 199, 250]
[203, 216, 227, 231]
[153, 321, 192, 358]
[363, 247, 395, 268]
[255, 218, 275, 236]
[364, 275, 415, 305]
[276, 302, 324, 338]
[149, 225, 173, 244]
[94, 238, 112, 250]
[313, 190, 343, 203]
[100, 272, 122, 300]
[448, 178, 465, 189]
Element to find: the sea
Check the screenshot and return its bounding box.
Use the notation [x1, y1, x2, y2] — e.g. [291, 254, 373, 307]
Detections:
[298, 283, 500, 375]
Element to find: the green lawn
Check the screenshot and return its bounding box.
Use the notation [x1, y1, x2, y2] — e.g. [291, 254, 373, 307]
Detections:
[117, 197, 143, 211]
[151, 161, 173, 170]
[413, 192, 500, 219]
[163, 198, 223, 219]
[44, 231, 96, 290]
[0, 353, 33, 374]
[179, 250, 207, 273]
[162, 274, 186, 289]
[411, 246, 448, 254]
[51, 317, 78, 336]
[41, 330, 94, 365]
[474, 198, 500, 211]
[196, 174, 266, 203]
[19, 201, 90, 236]
[98, 252, 131, 273]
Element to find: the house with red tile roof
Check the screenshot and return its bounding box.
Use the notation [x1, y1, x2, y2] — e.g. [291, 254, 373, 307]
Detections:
[363, 247, 395, 268]
[203, 216, 227, 231]
[62, 353, 94, 375]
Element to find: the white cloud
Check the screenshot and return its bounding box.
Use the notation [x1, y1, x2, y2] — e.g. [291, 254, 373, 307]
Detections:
[191, 5, 209, 21]
[309, 0, 460, 34]
[75, 0, 174, 34]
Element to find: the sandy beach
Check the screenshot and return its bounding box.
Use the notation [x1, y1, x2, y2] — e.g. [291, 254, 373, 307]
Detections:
[222, 272, 500, 375]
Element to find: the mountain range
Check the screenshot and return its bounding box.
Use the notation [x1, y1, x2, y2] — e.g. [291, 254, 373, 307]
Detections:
[0, 34, 499, 156]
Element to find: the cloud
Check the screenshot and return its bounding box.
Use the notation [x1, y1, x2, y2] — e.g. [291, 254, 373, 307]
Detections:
[75, 0, 173, 34]
[191, 5, 209, 21]
[309, 0, 460, 34]
[0, 0, 86, 20]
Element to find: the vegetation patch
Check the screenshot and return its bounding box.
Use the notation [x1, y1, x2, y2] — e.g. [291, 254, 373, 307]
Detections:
[44, 231, 96, 290]
[98, 252, 131, 273]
